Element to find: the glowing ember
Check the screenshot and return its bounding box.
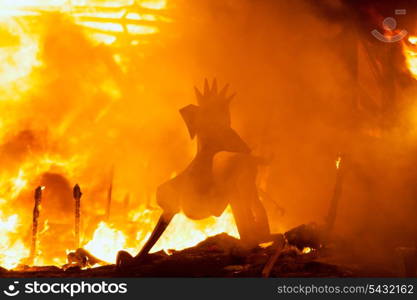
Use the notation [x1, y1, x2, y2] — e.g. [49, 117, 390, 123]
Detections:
[302, 247, 312, 254]
[259, 241, 274, 249]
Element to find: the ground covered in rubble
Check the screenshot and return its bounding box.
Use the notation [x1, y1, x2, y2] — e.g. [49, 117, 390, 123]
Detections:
[0, 233, 404, 278]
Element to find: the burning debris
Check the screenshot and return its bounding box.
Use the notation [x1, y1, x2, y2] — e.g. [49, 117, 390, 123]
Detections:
[65, 248, 105, 270]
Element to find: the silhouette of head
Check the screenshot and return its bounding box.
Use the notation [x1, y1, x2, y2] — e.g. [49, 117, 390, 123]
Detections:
[180, 79, 250, 154]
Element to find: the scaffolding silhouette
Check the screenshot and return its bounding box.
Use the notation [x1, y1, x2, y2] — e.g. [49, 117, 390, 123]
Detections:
[8, 0, 170, 45]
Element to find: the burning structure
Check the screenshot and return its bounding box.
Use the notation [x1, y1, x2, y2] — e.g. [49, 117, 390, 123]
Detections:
[0, 0, 417, 277]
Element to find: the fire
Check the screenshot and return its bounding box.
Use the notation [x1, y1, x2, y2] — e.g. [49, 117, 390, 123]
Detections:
[0, 0, 242, 270]
[0, 213, 29, 269]
[84, 221, 132, 263]
[0, 18, 40, 100]
[152, 205, 239, 253]
[403, 36, 417, 80]
[259, 241, 274, 248]
[335, 156, 341, 170]
[84, 206, 239, 263]
[0, 0, 168, 45]
[140, 1, 166, 10]
[10, 169, 28, 198]
[302, 247, 312, 254]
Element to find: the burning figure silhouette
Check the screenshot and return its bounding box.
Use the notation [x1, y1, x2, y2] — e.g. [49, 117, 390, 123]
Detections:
[117, 79, 271, 267]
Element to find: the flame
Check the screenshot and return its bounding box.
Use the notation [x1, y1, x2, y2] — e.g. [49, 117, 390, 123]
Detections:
[0, 0, 242, 269]
[0, 19, 40, 101]
[140, 1, 166, 10]
[302, 247, 312, 254]
[403, 36, 417, 80]
[84, 206, 239, 263]
[0, 0, 168, 44]
[84, 221, 131, 263]
[335, 156, 341, 170]
[259, 241, 273, 248]
[10, 169, 28, 198]
[0, 213, 29, 269]
[152, 205, 239, 253]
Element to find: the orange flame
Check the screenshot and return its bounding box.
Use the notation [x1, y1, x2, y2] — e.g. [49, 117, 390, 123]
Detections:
[0, 213, 29, 269]
[0, 0, 172, 269]
[0, 0, 242, 270]
[0, 0, 168, 44]
[84, 206, 239, 263]
[302, 247, 312, 254]
[403, 36, 417, 80]
[335, 156, 341, 170]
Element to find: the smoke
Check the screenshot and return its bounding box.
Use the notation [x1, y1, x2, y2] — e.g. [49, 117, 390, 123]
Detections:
[170, 0, 417, 270]
[169, 0, 351, 227]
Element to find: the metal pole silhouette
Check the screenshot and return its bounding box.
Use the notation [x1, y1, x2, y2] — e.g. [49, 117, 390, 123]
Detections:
[29, 186, 44, 265]
[73, 184, 82, 249]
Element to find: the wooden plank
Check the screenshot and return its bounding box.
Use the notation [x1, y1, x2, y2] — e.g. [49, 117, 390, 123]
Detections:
[76, 15, 165, 27]
[261, 234, 286, 278]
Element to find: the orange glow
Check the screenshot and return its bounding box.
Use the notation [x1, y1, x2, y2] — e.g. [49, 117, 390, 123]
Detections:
[335, 156, 341, 170]
[0, 0, 242, 270]
[0, 0, 167, 44]
[84, 221, 131, 264]
[152, 205, 239, 253]
[84, 206, 239, 263]
[139, 1, 166, 10]
[259, 241, 274, 248]
[0, 213, 29, 269]
[0, 0, 174, 269]
[302, 247, 312, 254]
[403, 36, 417, 80]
